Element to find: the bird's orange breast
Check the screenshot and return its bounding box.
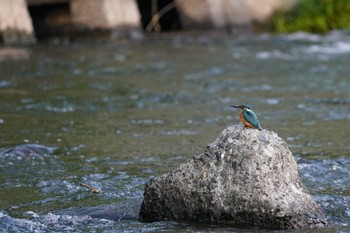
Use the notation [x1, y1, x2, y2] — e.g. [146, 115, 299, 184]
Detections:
[239, 111, 253, 128]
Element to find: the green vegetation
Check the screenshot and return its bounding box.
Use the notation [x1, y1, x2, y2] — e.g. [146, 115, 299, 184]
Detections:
[273, 0, 350, 33]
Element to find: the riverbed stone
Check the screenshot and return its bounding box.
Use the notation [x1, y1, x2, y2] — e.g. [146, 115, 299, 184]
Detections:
[139, 125, 327, 229]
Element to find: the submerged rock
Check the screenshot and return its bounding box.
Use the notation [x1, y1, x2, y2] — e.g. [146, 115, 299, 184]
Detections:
[0, 144, 55, 157]
[139, 125, 327, 229]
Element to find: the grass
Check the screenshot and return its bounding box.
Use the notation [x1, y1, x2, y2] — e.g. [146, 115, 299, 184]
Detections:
[272, 0, 350, 33]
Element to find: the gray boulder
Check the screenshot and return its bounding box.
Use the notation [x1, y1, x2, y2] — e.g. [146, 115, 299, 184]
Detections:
[139, 125, 327, 229]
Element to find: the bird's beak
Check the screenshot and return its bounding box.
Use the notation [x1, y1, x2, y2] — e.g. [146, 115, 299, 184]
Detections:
[230, 105, 240, 108]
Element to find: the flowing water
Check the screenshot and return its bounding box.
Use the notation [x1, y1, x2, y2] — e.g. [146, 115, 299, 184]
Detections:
[0, 31, 349, 232]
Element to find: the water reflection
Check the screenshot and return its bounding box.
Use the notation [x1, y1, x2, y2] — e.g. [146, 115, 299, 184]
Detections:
[0, 48, 30, 60]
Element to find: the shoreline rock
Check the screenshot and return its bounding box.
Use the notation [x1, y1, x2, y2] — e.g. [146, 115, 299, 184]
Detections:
[139, 125, 327, 229]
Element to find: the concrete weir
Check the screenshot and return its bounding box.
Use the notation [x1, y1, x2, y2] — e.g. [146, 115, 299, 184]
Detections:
[0, 0, 36, 45]
[0, 0, 142, 45]
[0, 0, 297, 44]
[70, 0, 142, 38]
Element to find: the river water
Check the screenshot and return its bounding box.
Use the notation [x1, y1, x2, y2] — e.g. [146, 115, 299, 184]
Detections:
[0, 31, 349, 232]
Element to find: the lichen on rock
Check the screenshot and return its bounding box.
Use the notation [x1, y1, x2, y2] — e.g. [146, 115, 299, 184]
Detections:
[139, 125, 327, 229]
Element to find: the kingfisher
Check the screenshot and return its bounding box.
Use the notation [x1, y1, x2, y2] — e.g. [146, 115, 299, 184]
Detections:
[231, 104, 262, 131]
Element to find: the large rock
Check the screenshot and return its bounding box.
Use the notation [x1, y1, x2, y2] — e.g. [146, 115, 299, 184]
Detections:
[139, 125, 327, 229]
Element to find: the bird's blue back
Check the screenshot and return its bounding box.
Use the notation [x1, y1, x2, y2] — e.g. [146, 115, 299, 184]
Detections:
[243, 109, 261, 128]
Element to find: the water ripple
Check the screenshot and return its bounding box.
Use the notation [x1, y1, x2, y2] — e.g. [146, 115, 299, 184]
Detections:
[185, 67, 224, 80]
[316, 195, 350, 227]
[298, 157, 350, 194]
[304, 41, 350, 54]
[0, 210, 115, 233]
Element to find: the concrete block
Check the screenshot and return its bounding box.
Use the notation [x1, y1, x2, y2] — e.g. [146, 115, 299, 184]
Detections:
[70, 0, 142, 38]
[0, 0, 36, 45]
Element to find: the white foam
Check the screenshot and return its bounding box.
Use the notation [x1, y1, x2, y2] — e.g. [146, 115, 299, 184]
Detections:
[256, 50, 295, 60]
[283, 32, 322, 42]
[304, 41, 350, 54]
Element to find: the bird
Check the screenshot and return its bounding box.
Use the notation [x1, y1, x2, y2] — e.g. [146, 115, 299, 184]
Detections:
[231, 104, 262, 131]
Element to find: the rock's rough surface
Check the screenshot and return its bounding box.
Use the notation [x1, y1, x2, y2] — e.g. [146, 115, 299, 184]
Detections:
[139, 125, 327, 229]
